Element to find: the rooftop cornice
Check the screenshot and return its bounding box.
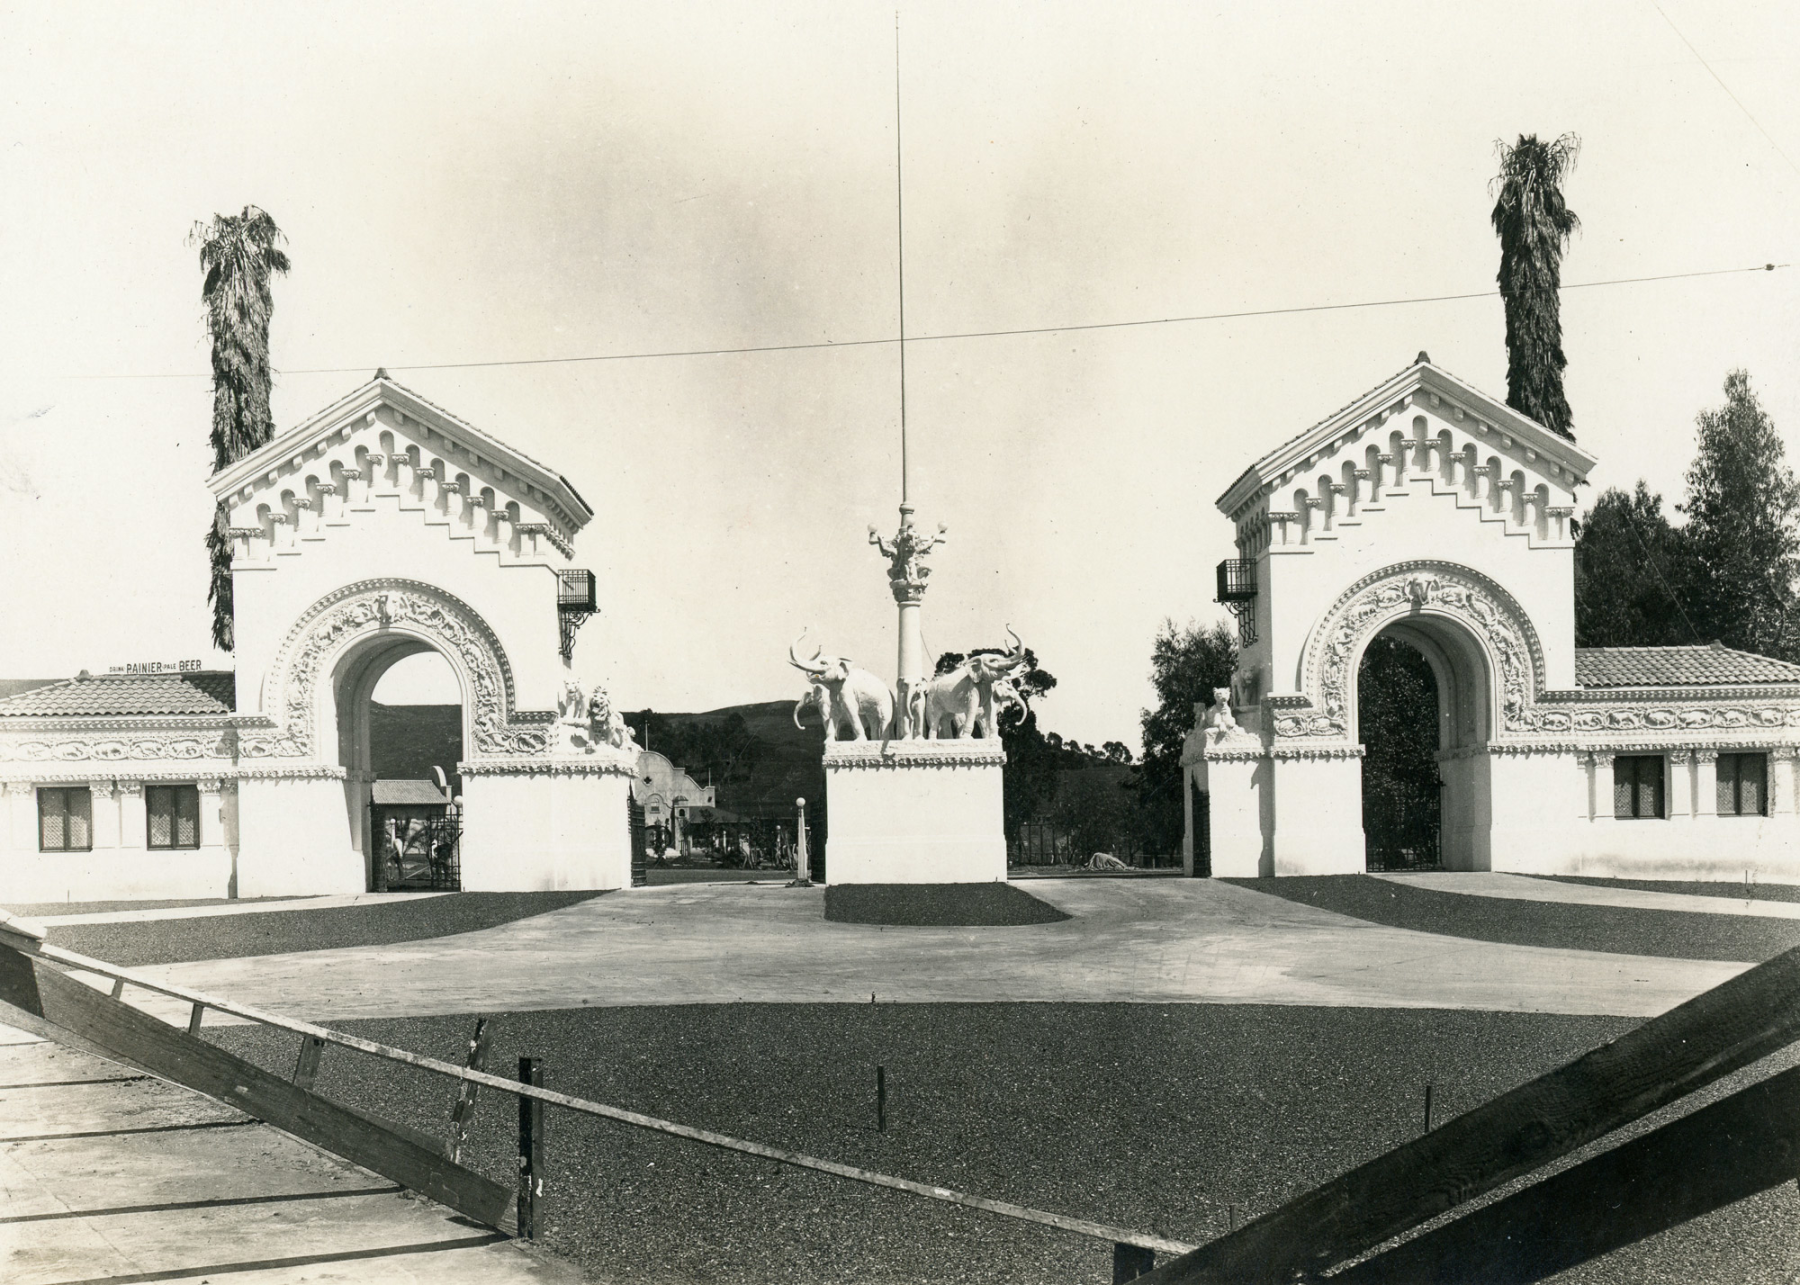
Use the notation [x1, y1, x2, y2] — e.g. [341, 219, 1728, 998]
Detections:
[205, 374, 595, 531]
[1216, 359, 1599, 520]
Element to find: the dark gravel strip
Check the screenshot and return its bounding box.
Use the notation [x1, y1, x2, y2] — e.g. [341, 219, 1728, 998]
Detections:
[824, 883, 1069, 926]
[1532, 874, 1800, 904]
[205, 1003, 1642, 1285]
[45, 891, 602, 966]
[1226, 876, 1800, 963]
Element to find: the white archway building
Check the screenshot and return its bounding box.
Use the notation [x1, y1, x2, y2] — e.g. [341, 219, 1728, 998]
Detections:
[0, 375, 634, 901]
[1186, 355, 1800, 881]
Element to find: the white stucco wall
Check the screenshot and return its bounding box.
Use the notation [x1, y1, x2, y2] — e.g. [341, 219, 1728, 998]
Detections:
[823, 742, 1007, 884]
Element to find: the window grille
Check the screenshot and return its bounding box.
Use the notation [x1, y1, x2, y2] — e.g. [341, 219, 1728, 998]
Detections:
[39, 787, 92, 852]
[1717, 753, 1768, 816]
[147, 784, 201, 850]
[1613, 755, 1666, 820]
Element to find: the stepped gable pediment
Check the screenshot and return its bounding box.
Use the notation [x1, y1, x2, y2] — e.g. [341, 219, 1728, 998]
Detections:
[206, 372, 594, 550]
[1216, 356, 1597, 522]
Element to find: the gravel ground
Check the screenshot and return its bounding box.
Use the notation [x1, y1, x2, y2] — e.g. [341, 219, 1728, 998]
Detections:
[205, 1003, 1631, 1285]
[45, 890, 602, 966]
[823, 883, 1069, 926]
[2, 895, 312, 916]
[1229, 875, 1800, 962]
[1535, 874, 1800, 904]
[202, 1002, 1800, 1285]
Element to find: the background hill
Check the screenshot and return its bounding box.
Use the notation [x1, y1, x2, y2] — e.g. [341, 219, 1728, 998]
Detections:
[627, 700, 826, 822]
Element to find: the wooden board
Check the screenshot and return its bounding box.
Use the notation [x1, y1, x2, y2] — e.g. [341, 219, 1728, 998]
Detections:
[1140, 944, 1800, 1283]
[1335, 1062, 1800, 1283]
[0, 944, 511, 1229]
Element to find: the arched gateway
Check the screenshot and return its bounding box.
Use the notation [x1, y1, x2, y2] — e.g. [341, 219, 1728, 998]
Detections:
[1185, 355, 1800, 880]
[0, 374, 634, 901]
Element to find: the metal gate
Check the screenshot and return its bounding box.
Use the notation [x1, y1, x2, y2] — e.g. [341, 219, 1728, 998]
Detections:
[1362, 775, 1442, 872]
[1191, 780, 1211, 877]
[628, 793, 648, 888]
[372, 807, 462, 891]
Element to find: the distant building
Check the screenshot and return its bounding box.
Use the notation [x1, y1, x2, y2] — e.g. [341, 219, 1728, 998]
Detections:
[631, 750, 715, 850]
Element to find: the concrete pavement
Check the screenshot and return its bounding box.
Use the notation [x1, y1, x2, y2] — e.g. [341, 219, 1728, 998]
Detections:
[105, 877, 1747, 1022]
[1371, 871, 1800, 919]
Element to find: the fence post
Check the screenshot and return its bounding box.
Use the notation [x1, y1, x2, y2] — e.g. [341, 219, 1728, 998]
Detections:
[292, 1034, 326, 1091]
[1113, 1242, 1156, 1282]
[517, 1057, 543, 1239]
[447, 1017, 491, 1164]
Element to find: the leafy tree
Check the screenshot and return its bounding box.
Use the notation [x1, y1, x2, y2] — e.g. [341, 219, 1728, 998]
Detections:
[191, 207, 290, 651]
[1101, 741, 1134, 764]
[1491, 133, 1580, 440]
[1574, 483, 1699, 647]
[1133, 619, 1238, 856]
[1679, 370, 1800, 659]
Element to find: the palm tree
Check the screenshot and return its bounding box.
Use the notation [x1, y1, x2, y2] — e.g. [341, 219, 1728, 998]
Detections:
[191, 207, 290, 651]
[1490, 133, 1580, 440]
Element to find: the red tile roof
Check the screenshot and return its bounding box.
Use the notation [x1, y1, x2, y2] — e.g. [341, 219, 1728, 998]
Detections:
[1575, 645, 1800, 688]
[0, 672, 236, 717]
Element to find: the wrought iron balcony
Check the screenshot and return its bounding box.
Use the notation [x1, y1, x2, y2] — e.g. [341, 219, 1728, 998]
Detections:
[558, 569, 597, 614]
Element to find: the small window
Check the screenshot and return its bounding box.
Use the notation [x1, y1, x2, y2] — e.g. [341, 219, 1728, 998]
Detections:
[1614, 755, 1665, 820]
[39, 787, 93, 852]
[1717, 753, 1768, 817]
[146, 785, 201, 850]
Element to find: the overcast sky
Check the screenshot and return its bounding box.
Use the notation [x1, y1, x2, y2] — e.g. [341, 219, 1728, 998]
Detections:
[2, 1, 1797, 747]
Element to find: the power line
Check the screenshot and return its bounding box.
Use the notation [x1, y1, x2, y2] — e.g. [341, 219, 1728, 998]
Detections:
[1654, 4, 1800, 180]
[61, 262, 1787, 381]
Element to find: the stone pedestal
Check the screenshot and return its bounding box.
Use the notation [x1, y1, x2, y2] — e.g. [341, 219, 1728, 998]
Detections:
[1196, 746, 1270, 877]
[822, 739, 1007, 884]
[460, 752, 636, 891]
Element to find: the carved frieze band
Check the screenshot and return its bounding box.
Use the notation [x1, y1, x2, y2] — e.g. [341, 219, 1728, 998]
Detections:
[823, 741, 1007, 770]
[459, 756, 636, 778]
[0, 733, 235, 764]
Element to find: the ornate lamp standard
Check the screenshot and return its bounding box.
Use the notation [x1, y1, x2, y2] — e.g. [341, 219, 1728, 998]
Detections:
[869, 506, 946, 735]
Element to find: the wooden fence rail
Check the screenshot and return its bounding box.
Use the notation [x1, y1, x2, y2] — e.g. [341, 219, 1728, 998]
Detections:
[0, 912, 1191, 1260]
[1136, 943, 1800, 1283]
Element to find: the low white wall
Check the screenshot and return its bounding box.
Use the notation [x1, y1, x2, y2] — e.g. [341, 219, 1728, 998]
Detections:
[1269, 753, 1366, 876]
[0, 781, 235, 903]
[236, 775, 364, 898]
[459, 764, 633, 892]
[823, 742, 1007, 884]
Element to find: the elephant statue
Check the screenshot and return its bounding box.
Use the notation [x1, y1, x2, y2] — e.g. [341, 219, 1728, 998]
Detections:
[789, 631, 895, 741]
[922, 627, 1030, 739]
[974, 675, 1027, 739]
[793, 682, 832, 732]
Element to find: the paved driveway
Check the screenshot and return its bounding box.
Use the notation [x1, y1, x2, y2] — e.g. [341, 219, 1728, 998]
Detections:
[111, 878, 1744, 1022]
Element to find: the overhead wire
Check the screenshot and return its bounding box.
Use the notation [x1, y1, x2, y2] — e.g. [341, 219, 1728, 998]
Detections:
[59, 263, 1787, 382]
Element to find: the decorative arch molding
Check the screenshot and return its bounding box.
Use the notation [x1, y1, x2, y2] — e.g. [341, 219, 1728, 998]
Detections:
[1286, 559, 1546, 739]
[241, 578, 551, 760]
